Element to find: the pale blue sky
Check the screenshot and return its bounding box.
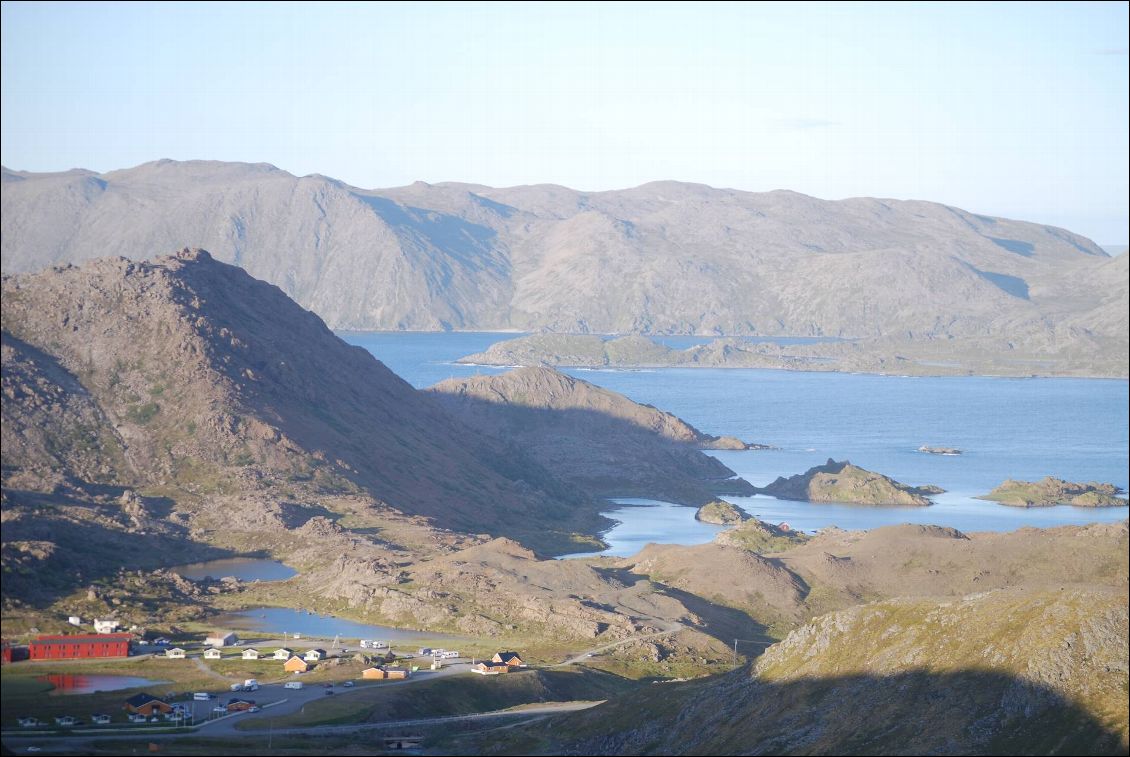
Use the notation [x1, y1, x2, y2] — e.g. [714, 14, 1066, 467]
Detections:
[2, 1, 1127, 242]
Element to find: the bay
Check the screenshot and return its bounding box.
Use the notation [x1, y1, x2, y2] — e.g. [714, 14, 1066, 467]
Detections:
[340, 332, 1129, 547]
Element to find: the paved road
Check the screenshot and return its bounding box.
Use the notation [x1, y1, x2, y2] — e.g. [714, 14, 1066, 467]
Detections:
[553, 617, 686, 667]
[0, 700, 598, 752]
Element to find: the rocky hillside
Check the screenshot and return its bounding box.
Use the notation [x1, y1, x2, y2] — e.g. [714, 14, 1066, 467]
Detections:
[1, 249, 614, 606]
[429, 367, 756, 504]
[759, 458, 943, 505]
[544, 588, 1128, 756]
[3, 162, 1124, 362]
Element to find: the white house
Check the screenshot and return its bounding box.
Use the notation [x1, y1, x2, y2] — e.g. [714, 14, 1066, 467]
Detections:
[17, 716, 39, 728]
[304, 648, 327, 662]
[242, 648, 260, 660]
[93, 618, 120, 634]
[91, 714, 112, 725]
[164, 647, 187, 659]
[203, 648, 223, 659]
[205, 631, 238, 647]
[273, 647, 294, 660]
[67, 616, 82, 626]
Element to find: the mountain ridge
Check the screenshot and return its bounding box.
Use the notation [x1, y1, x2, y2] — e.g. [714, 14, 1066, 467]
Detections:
[3, 161, 1123, 363]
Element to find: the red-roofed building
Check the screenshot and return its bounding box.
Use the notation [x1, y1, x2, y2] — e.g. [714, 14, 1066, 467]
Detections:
[29, 633, 132, 660]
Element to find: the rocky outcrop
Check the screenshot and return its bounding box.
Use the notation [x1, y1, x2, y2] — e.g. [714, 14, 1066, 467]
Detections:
[758, 459, 944, 506]
[429, 367, 756, 504]
[979, 477, 1126, 507]
[694, 500, 749, 525]
[918, 445, 962, 455]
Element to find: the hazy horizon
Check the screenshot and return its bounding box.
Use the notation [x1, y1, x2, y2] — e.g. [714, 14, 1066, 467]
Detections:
[2, 2, 1127, 243]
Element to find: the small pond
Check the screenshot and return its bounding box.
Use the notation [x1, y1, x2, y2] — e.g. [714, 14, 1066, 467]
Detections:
[174, 558, 297, 582]
[40, 674, 169, 695]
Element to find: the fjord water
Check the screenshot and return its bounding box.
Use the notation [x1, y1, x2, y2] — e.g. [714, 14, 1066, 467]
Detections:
[342, 332, 1129, 543]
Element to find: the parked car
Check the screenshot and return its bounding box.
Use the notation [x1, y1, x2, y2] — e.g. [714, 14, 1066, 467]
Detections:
[248, 706, 261, 713]
[324, 689, 334, 696]
[212, 705, 227, 713]
[342, 681, 354, 687]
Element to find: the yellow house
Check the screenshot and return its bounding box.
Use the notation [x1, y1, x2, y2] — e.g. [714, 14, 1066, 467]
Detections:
[283, 655, 309, 673]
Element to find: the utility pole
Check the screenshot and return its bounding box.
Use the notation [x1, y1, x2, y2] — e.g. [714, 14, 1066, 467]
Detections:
[732, 638, 772, 667]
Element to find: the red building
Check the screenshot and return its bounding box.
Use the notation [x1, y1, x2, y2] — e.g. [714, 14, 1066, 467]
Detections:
[29, 633, 132, 660]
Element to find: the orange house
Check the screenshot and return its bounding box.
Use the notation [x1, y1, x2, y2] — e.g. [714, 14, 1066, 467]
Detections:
[124, 693, 173, 716]
[283, 655, 309, 673]
[384, 667, 409, 680]
[472, 661, 509, 675]
[361, 667, 386, 680]
[491, 652, 525, 667]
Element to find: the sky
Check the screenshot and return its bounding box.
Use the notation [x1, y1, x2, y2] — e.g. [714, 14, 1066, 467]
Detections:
[2, 1, 1128, 243]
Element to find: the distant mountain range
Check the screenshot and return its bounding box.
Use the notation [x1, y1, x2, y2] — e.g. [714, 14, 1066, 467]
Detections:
[3, 161, 1125, 358]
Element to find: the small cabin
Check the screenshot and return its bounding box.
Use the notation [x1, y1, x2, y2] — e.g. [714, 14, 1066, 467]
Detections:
[361, 666, 386, 680]
[273, 647, 294, 660]
[91, 713, 112, 725]
[203, 648, 223, 660]
[242, 648, 260, 660]
[304, 648, 327, 661]
[164, 647, 187, 659]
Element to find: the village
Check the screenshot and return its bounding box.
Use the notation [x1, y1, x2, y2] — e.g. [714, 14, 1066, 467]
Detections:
[1, 617, 530, 735]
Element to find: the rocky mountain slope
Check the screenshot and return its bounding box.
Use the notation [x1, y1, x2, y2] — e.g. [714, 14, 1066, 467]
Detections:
[429, 367, 756, 504]
[1, 249, 615, 606]
[3, 162, 1124, 365]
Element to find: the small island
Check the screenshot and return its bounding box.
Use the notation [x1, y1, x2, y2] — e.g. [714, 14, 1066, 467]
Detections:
[918, 445, 962, 456]
[695, 500, 750, 525]
[978, 477, 1127, 508]
[758, 459, 944, 506]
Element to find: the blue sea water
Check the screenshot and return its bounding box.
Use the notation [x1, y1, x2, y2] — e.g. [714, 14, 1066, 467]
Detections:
[213, 607, 461, 641]
[340, 332, 1129, 546]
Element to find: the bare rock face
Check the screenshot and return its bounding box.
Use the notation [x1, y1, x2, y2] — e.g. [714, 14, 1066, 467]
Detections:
[759, 458, 943, 506]
[430, 367, 755, 504]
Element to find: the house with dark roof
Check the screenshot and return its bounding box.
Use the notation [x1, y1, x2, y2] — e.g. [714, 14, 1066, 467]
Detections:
[491, 651, 526, 667]
[304, 648, 327, 661]
[123, 693, 173, 716]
